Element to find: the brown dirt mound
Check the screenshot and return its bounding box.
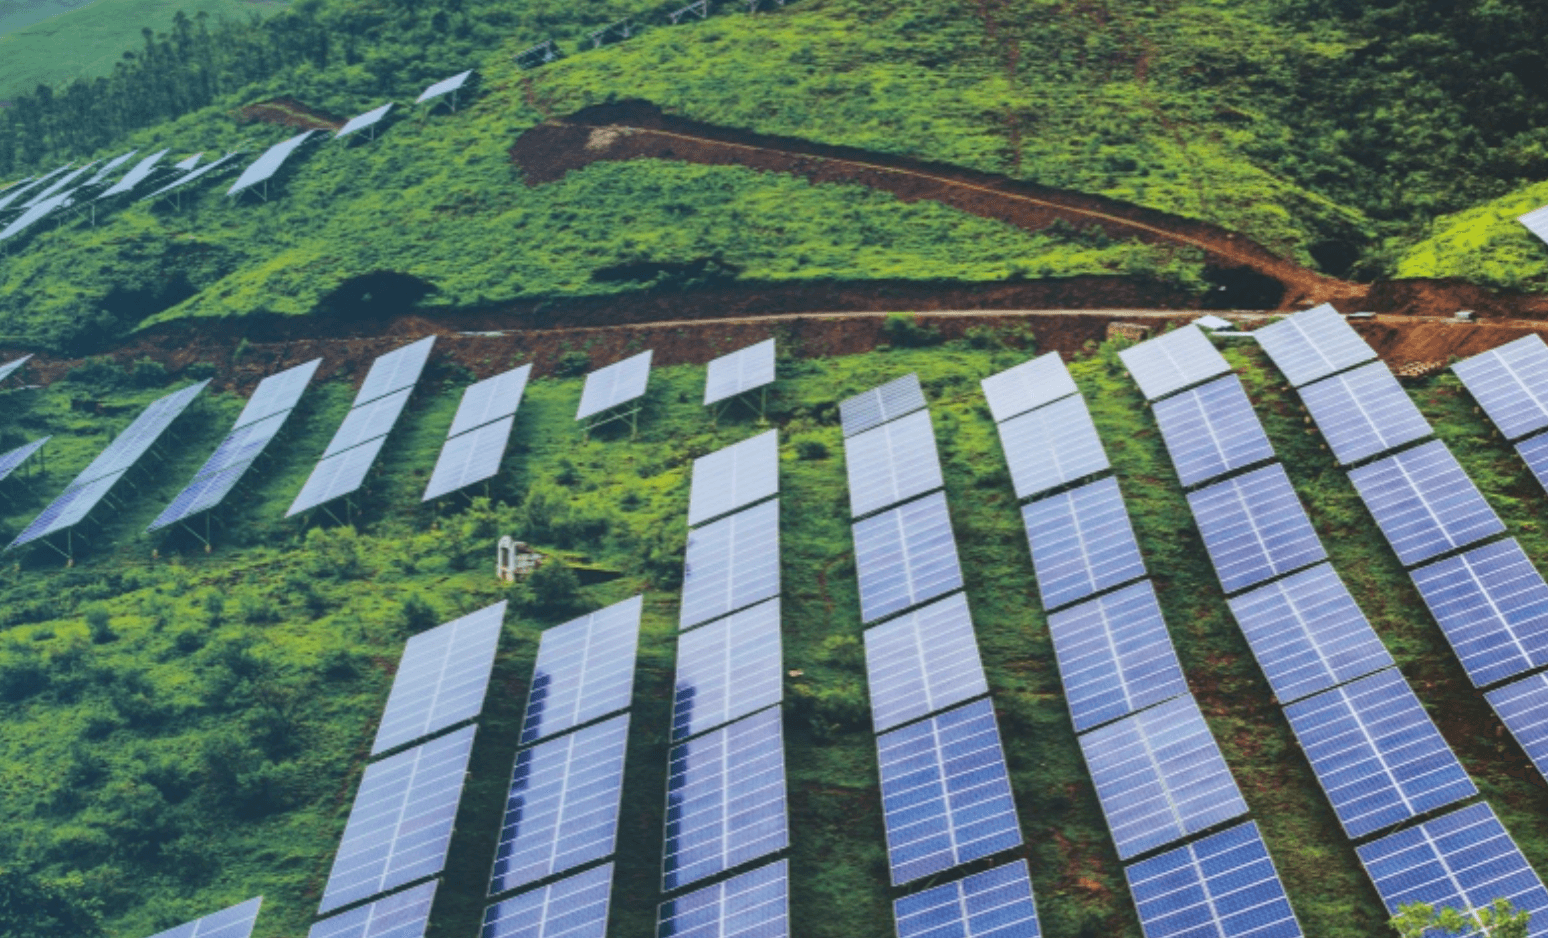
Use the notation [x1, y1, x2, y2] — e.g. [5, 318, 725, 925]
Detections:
[236, 96, 343, 131]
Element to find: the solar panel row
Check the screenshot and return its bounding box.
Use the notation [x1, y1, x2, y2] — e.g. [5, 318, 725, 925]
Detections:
[1347, 439, 1505, 567]
[1021, 476, 1146, 611]
[863, 592, 989, 734]
[840, 373, 926, 437]
[0, 436, 47, 484]
[483, 863, 613, 938]
[679, 499, 781, 629]
[1047, 580, 1189, 734]
[895, 860, 1042, 938]
[673, 597, 783, 742]
[521, 595, 643, 745]
[0, 352, 33, 385]
[658, 859, 789, 938]
[423, 363, 531, 502]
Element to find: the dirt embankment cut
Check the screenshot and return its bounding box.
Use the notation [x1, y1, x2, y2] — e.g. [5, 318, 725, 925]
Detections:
[236, 96, 344, 132]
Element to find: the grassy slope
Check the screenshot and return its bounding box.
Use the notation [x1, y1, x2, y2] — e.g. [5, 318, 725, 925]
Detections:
[4, 328, 1548, 936]
[1393, 181, 1548, 291]
[0, 0, 285, 102]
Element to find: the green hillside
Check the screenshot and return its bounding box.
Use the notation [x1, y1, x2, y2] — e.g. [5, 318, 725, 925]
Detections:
[1394, 181, 1548, 291]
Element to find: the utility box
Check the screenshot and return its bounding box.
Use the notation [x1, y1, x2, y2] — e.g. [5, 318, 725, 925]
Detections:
[497, 536, 545, 582]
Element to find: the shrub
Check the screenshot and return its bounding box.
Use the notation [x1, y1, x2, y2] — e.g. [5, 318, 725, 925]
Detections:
[129, 358, 167, 388]
[83, 606, 116, 644]
[881, 313, 943, 348]
[553, 351, 591, 377]
[796, 439, 829, 461]
[527, 561, 583, 615]
[398, 594, 441, 634]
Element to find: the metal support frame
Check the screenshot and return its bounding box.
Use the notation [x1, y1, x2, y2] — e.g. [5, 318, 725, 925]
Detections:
[669, 0, 709, 24]
[582, 401, 643, 441]
[589, 19, 634, 48]
[710, 385, 769, 425]
[516, 39, 563, 69]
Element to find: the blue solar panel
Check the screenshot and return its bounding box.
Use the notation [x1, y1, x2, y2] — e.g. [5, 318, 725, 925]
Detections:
[1125, 821, 1303, 938]
[483, 863, 613, 938]
[845, 409, 945, 517]
[875, 698, 1023, 886]
[663, 706, 787, 892]
[1297, 361, 1432, 466]
[895, 860, 1041, 938]
[679, 499, 780, 630]
[147, 459, 257, 533]
[1187, 464, 1327, 595]
[1079, 694, 1247, 861]
[1283, 668, 1476, 839]
[490, 713, 628, 895]
[1486, 673, 1548, 781]
[1357, 803, 1548, 938]
[1226, 563, 1394, 704]
[148, 897, 263, 938]
[308, 880, 436, 938]
[1151, 375, 1275, 488]
[9, 470, 124, 549]
[1021, 477, 1146, 611]
[1047, 580, 1189, 734]
[1119, 325, 1232, 401]
[1409, 538, 1548, 688]
[658, 859, 789, 938]
[1453, 334, 1548, 441]
[373, 601, 506, 756]
[853, 490, 965, 623]
[1348, 440, 1506, 567]
[0, 437, 46, 483]
[673, 597, 783, 742]
[981, 352, 1080, 424]
[1252, 304, 1375, 389]
[863, 592, 988, 733]
[1518, 432, 1548, 498]
[841, 374, 927, 437]
[521, 596, 642, 745]
[995, 394, 1111, 500]
[689, 430, 780, 526]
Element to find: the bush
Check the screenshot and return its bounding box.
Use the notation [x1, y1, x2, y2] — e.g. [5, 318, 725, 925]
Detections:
[881, 314, 943, 348]
[527, 562, 584, 615]
[83, 606, 116, 645]
[398, 594, 441, 634]
[553, 351, 591, 377]
[303, 526, 364, 580]
[796, 439, 830, 461]
[129, 358, 166, 388]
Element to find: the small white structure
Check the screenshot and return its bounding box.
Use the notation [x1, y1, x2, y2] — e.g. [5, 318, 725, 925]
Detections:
[1193, 314, 1234, 331]
[497, 536, 545, 581]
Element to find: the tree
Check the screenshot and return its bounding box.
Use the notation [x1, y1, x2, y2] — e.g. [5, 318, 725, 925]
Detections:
[1393, 899, 1531, 938]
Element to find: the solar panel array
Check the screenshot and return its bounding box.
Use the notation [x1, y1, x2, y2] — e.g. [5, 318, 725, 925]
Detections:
[141, 153, 240, 202]
[1048, 580, 1189, 733]
[424, 363, 531, 501]
[0, 436, 47, 483]
[84, 150, 137, 187]
[1125, 822, 1303, 938]
[1021, 476, 1147, 611]
[854, 490, 964, 623]
[840, 373, 926, 437]
[1252, 304, 1376, 388]
[1409, 538, 1548, 688]
[1356, 802, 1548, 937]
[490, 713, 629, 894]
[337, 103, 395, 140]
[980, 351, 1078, 423]
[687, 429, 779, 526]
[1296, 361, 1432, 465]
[309, 880, 436, 938]
[1187, 464, 1327, 595]
[845, 409, 946, 517]
[0, 165, 65, 210]
[1453, 334, 1548, 441]
[875, 698, 1023, 885]
[1118, 325, 1231, 401]
[576, 350, 653, 421]
[1283, 668, 1476, 839]
[1226, 563, 1394, 704]
[673, 597, 783, 742]
[679, 498, 781, 629]
[318, 725, 476, 914]
[996, 394, 1110, 500]
[483, 863, 613, 938]
[1079, 694, 1249, 861]
[657, 859, 788, 938]
[22, 162, 93, 207]
[372, 602, 505, 755]
[1486, 672, 1548, 779]
[704, 338, 777, 406]
[521, 595, 642, 745]
[98, 149, 170, 198]
[663, 705, 788, 891]
[1348, 440, 1506, 567]
[0, 190, 75, 243]
[0, 353, 33, 384]
[863, 592, 989, 733]
[1151, 375, 1274, 488]
[895, 860, 1042, 938]
[229, 130, 315, 196]
[149, 897, 264, 938]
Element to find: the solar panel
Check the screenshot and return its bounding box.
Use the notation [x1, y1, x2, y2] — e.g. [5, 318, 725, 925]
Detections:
[75, 380, 209, 484]
[688, 430, 780, 526]
[1048, 580, 1189, 734]
[140, 153, 240, 202]
[576, 350, 653, 420]
[174, 153, 204, 172]
[286, 433, 389, 517]
[422, 415, 515, 502]
[318, 725, 476, 914]
[84, 150, 137, 187]
[1348, 440, 1506, 567]
[1187, 464, 1327, 595]
[355, 337, 437, 406]
[520, 595, 642, 745]
[1520, 206, 1548, 247]
[1251, 304, 1375, 388]
[875, 698, 1022, 885]
[1021, 477, 1146, 611]
[1151, 375, 1275, 488]
[1079, 694, 1248, 861]
[663, 706, 788, 892]
[0, 191, 72, 242]
[8, 470, 125, 548]
[147, 459, 256, 532]
[1410, 538, 1548, 688]
[337, 103, 395, 140]
[853, 490, 964, 623]
[372, 602, 506, 755]
[483, 863, 613, 938]
[0, 164, 67, 210]
[704, 338, 777, 406]
[323, 387, 413, 457]
[1284, 668, 1477, 839]
[0, 436, 47, 483]
[896, 860, 1042, 938]
[1125, 821, 1303, 938]
[417, 69, 473, 104]
[308, 880, 436, 938]
[863, 592, 989, 733]
[447, 364, 532, 437]
[840, 373, 927, 437]
[1226, 563, 1393, 704]
[658, 859, 788, 938]
[1356, 802, 1548, 937]
[146, 896, 263, 938]
[995, 393, 1110, 500]
[99, 149, 170, 199]
[845, 410, 945, 517]
[1119, 325, 1231, 401]
[233, 358, 321, 430]
[1518, 432, 1548, 497]
[1486, 673, 1548, 780]
[490, 713, 629, 895]
[22, 161, 95, 207]
[1453, 335, 1548, 441]
[981, 352, 1079, 423]
[1297, 361, 1432, 465]
[0, 354, 31, 385]
[679, 499, 780, 629]
[673, 597, 783, 742]
[192, 414, 289, 479]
